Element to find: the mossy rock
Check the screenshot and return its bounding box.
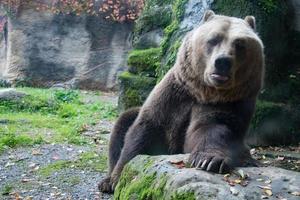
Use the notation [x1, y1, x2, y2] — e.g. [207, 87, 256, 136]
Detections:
[118, 72, 156, 111]
[157, 0, 189, 81]
[127, 48, 162, 77]
[133, 0, 173, 38]
[114, 154, 300, 199]
[247, 100, 300, 146]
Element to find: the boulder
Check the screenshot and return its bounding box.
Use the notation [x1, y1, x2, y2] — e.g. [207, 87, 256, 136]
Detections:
[118, 72, 156, 112]
[0, 88, 26, 100]
[115, 154, 300, 200]
[133, 29, 164, 49]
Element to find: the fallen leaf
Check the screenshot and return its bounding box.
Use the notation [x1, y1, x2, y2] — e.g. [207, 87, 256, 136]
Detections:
[52, 155, 60, 160]
[264, 189, 272, 196]
[5, 162, 15, 167]
[238, 169, 248, 180]
[31, 149, 43, 156]
[291, 191, 300, 196]
[257, 185, 272, 190]
[234, 179, 242, 184]
[170, 160, 185, 169]
[264, 180, 272, 184]
[21, 178, 33, 183]
[250, 148, 256, 155]
[224, 174, 231, 178]
[276, 156, 285, 161]
[240, 180, 249, 187]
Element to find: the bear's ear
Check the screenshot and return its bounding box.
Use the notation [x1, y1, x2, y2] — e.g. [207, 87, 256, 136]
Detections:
[202, 10, 215, 22]
[244, 16, 256, 30]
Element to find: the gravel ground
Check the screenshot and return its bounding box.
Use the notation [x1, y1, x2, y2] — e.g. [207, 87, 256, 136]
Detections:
[0, 144, 112, 200]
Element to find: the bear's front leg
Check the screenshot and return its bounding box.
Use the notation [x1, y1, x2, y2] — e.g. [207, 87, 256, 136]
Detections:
[185, 124, 243, 174]
[106, 119, 159, 192]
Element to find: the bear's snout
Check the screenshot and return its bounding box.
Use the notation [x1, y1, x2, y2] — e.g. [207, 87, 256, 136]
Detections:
[214, 56, 232, 74]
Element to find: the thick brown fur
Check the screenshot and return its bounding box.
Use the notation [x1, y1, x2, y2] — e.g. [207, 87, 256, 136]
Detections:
[99, 11, 264, 193]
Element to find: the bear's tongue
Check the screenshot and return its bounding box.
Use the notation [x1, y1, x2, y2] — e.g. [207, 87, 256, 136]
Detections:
[211, 74, 229, 81]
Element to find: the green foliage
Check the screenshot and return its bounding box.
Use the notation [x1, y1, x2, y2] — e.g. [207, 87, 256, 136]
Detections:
[1, 184, 13, 196]
[251, 101, 282, 130]
[118, 72, 156, 111]
[54, 90, 79, 103]
[258, 0, 277, 13]
[128, 48, 162, 77]
[134, 4, 172, 36]
[0, 87, 117, 152]
[249, 101, 300, 146]
[57, 103, 78, 118]
[157, 0, 189, 80]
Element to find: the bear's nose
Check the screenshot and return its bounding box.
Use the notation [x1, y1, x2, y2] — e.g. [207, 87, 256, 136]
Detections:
[215, 56, 232, 73]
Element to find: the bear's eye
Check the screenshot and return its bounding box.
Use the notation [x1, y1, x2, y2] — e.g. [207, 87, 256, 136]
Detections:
[208, 36, 222, 47]
[234, 38, 246, 51]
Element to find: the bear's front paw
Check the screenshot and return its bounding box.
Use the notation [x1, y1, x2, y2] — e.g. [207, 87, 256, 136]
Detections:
[189, 151, 232, 174]
[98, 177, 113, 193]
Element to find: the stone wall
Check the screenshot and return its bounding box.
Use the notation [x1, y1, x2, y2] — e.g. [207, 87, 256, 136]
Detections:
[0, 6, 133, 90]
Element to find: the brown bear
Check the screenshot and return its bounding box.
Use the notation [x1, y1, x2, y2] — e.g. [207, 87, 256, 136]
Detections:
[99, 10, 264, 193]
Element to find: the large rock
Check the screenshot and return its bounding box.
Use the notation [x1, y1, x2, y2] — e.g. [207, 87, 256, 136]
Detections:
[115, 154, 300, 200]
[0, 88, 26, 100]
[0, 6, 133, 91]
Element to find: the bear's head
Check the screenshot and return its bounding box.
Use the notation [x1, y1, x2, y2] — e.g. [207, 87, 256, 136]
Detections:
[176, 10, 265, 102]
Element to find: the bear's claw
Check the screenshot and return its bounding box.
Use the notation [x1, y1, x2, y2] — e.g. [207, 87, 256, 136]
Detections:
[98, 177, 113, 193]
[189, 152, 232, 174]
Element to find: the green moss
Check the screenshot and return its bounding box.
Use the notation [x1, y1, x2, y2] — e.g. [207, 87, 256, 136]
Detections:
[251, 101, 282, 130]
[128, 48, 162, 77]
[157, 0, 189, 80]
[1, 184, 13, 196]
[118, 72, 156, 111]
[248, 101, 300, 146]
[133, 0, 174, 39]
[114, 165, 168, 200]
[171, 192, 196, 200]
[258, 0, 277, 13]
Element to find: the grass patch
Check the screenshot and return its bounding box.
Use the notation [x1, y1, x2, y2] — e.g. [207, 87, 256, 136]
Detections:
[1, 184, 13, 195]
[0, 87, 117, 152]
[39, 151, 107, 177]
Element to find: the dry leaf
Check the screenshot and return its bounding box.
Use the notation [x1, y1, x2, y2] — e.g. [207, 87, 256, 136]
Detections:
[234, 179, 242, 184]
[276, 156, 285, 161]
[291, 191, 300, 196]
[264, 180, 272, 184]
[257, 185, 272, 190]
[237, 169, 247, 179]
[264, 189, 273, 196]
[32, 149, 43, 155]
[170, 160, 185, 169]
[224, 174, 231, 178]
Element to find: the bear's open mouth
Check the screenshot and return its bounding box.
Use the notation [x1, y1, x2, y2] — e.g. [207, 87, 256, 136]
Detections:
[210, 73, 229, 82]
